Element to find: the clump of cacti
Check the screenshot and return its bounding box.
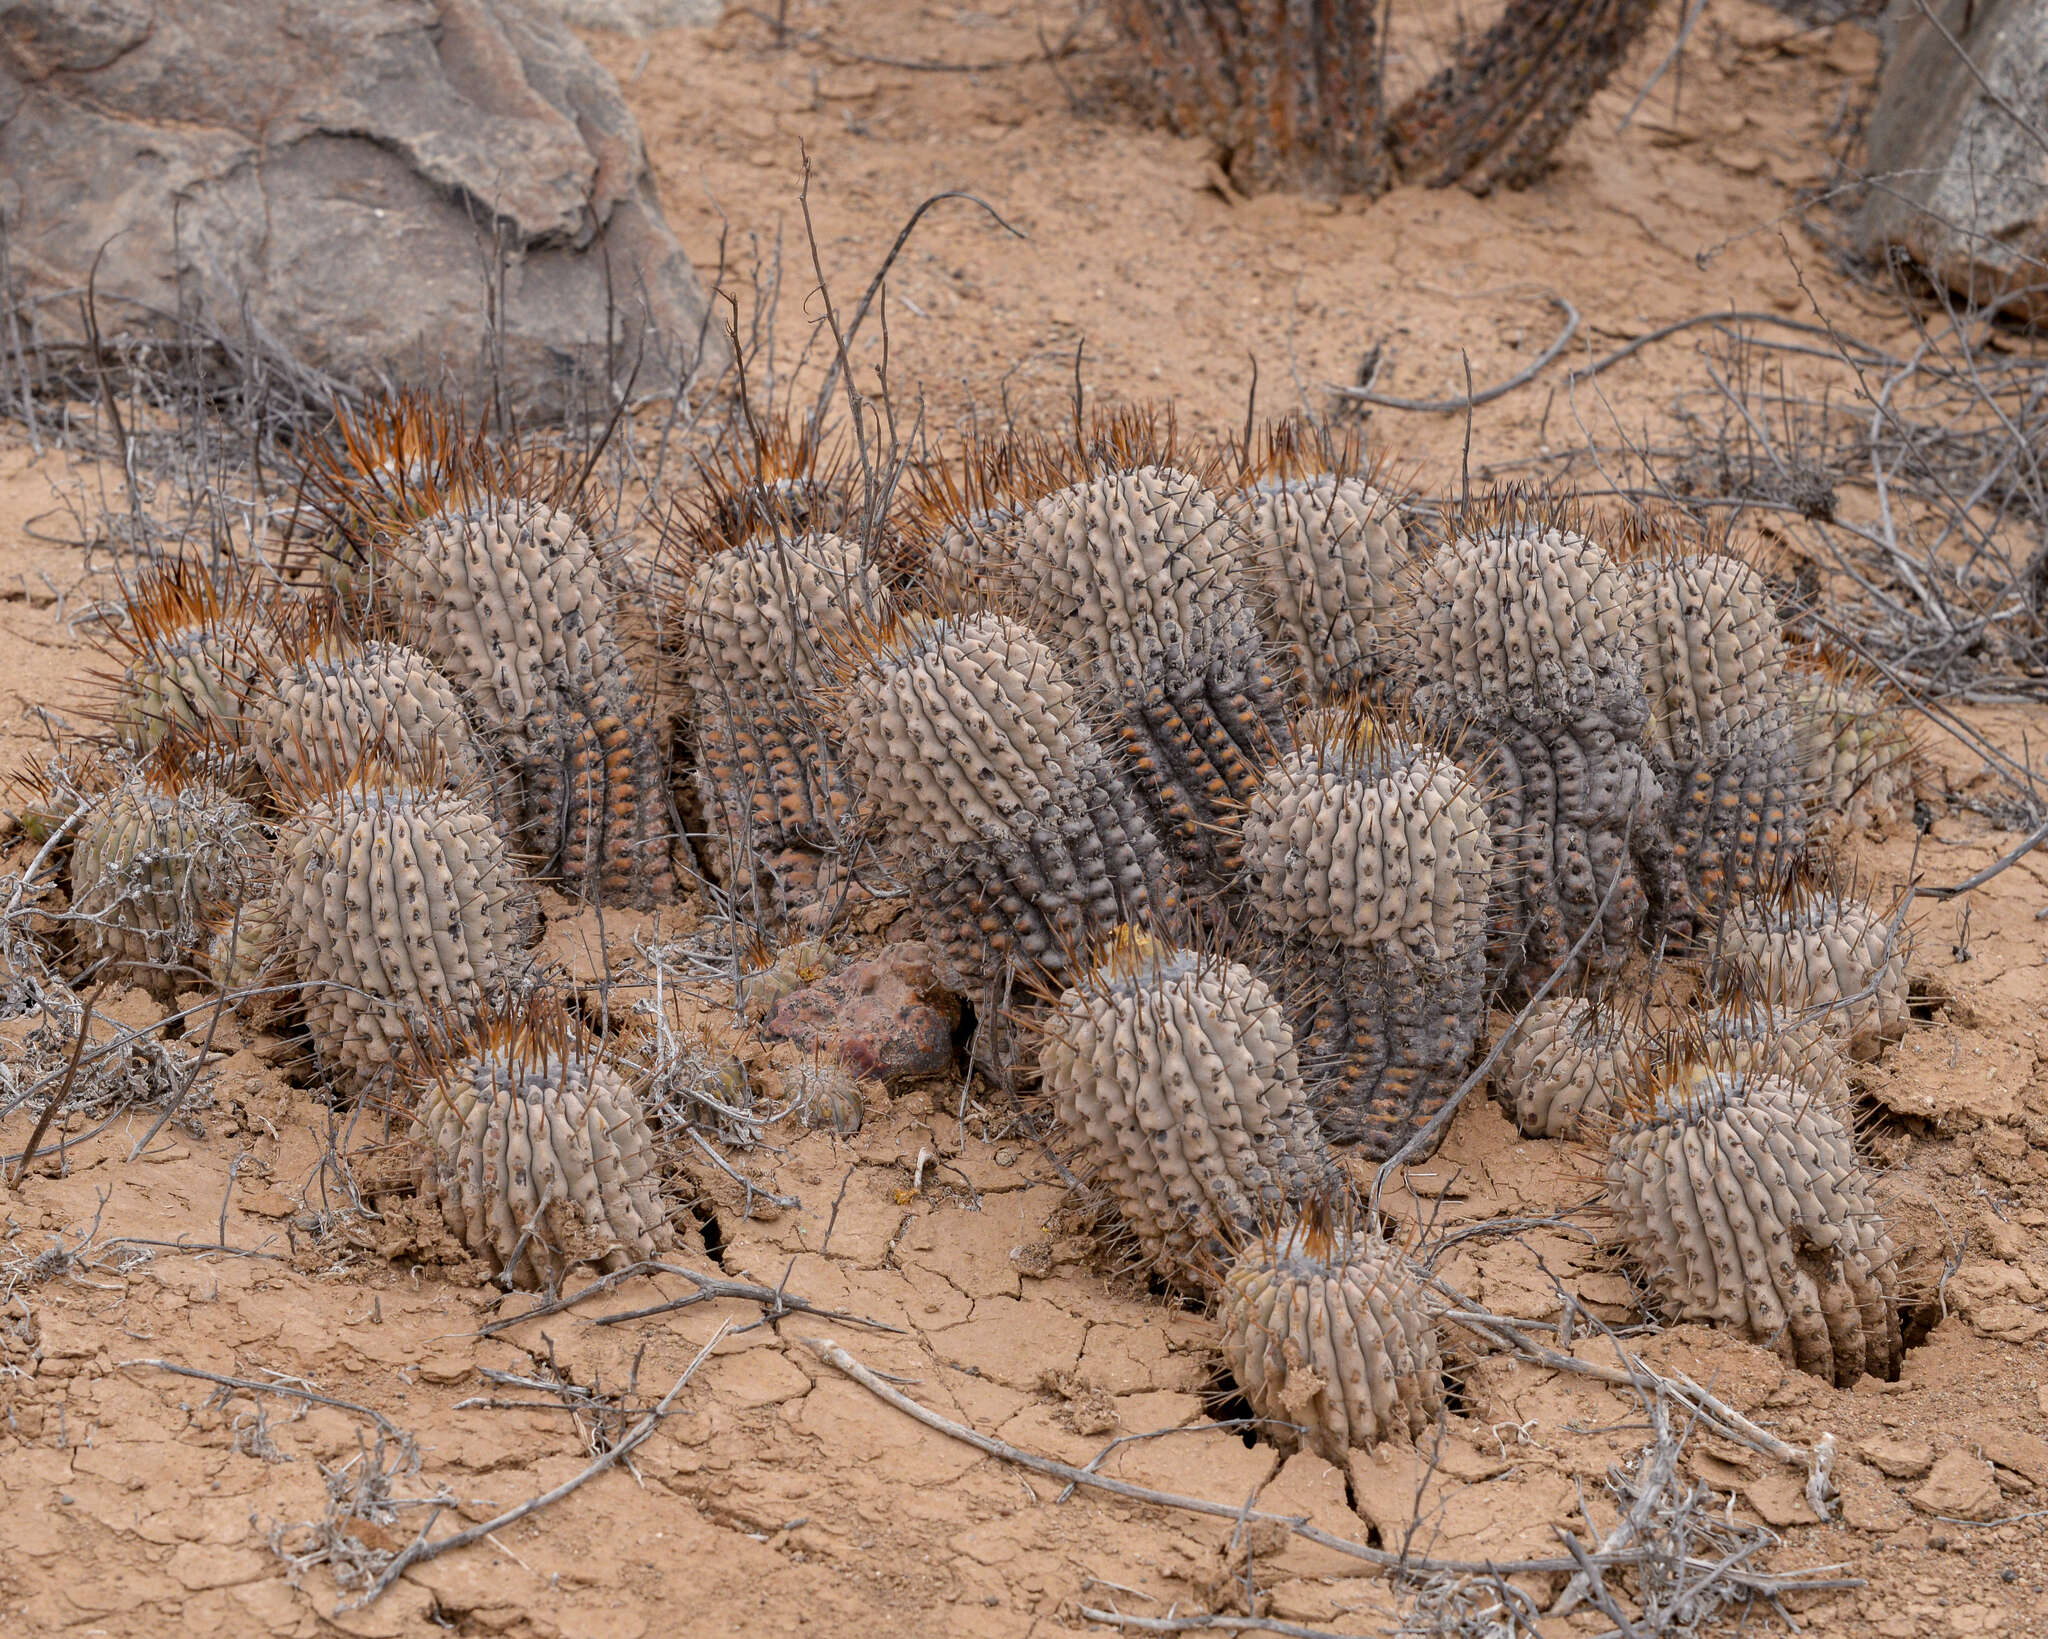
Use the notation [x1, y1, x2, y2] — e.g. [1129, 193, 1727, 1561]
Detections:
[682, 530, 881, 862]
[1228, 418, 1411, 698]
[1604, 1060, 1900, 1386]
[1501, 995, 1641, 1139]
[1622, 539, 1807, 915]
[279, 768, 531, 1087]
[1790, 653, 1919, 839]
[69, 758, 262, 999]
[95, 560, 281, 758]
[383, 491, 673, 905]
[1219, 1213, 1444, 1463]
[838, 612, 1181, 994]
[1405, 496, 1672, 991]
[254, 638, 489, 797]
[1239, 706, 1494, 1157]
[413, 1007, 679, 1290]
[1717, 882, 1909, 1059]
[1038, 928, 1342, 1291]
[930, 412, 1289, 885]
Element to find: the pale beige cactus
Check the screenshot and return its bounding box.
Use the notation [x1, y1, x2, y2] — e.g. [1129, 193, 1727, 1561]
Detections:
[1719, 887, 1909, 1058]
[99, 561, 281, 755]
[787, 1061, 867, 1134]
[280, 776, 529, 1086]
[69, 761, 262, 999]
[839, 613, 1180, 992]
[1604, 1063, 1900, 1386]
[255, 640, 488, 794]
[1502, 996, 1640, 1139]
[204, 891, 298, 1033]
[414, 1010, 679, 1290]
[1219, 1219, 1444, 1463]
[1038, 929, 1342, 1290]
[1791, 659, 1919, 839]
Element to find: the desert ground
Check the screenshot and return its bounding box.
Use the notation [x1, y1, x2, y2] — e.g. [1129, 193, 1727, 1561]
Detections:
[4, 2, 2048, 1636]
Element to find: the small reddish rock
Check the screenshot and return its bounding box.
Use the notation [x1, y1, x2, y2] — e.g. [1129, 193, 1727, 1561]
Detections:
[764, 941, 961, 1081]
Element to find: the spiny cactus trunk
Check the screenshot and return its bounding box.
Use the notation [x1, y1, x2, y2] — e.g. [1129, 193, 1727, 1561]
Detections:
[1115, 0, 1389, 198]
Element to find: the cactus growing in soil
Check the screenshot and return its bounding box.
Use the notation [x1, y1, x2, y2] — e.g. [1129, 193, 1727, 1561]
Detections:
[414, 1008, 678, 1291]
[1604, 1061, 1901, 1386]
[930, 413, 1289, 884]
[254, 640, 489, 796]
[96, 560, 281, 756]
[1501, 996, 1642, 1139]
[682, 530, 881, 859]
[837, 612, 1182, 994]
[1622, 540, 1807, 914]
[69, 759, 262, 998]
[204, 892, 298, 1033]
[1790, 654, 1920, 839]
[1658, 998, 1854, 1120]
[279, 770, 530, 1087]
[1038, 929, 1342, 1290]
[1717, 884, 1909, 1058]
[1227, 419, 1411, 697]
[1238, 707, 1494, 1156]
[1219, 1216, 1444, 1462]
[788, 1060, 867, 1134]
[1404, 497, 1673, 992]
[385, 493, 673, 905]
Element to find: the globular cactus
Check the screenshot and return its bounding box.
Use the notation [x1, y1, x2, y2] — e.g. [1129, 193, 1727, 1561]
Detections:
[838, 613, 1181, 995]
[1664, 999, 1854, 1120]
[788, 1060, 867, 1134]
[931, 415, 1289, 884]
[1219, 1218, 1444, 1463]
[1623, 543, 1807, 915]
[1405, 499, 1673, 992]
[414, 1009, 679, 1290]
[96, 560, 281, 757]
[69, 760, 262, 999]
[682, 531, 881, 860]
[389, 494, 673, 905]
[1717, 885, 1909, 1059]
[1239, 708, 1494, 1157]
[204, 891, 299, 1033]
[1227, 420, 1411, 697]
[254, 640, 489, 796]
[1604, 1062, 1901, 1386]
[1791, 655, 1919, 839]
[279, 772, 531, 1087]
[1502, 996, 1641, 1139]
[1038, 930, 1343, 1291]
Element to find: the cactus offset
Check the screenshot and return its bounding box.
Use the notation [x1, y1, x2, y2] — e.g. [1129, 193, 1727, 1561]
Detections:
[69, 759, 262, 998]
[1502, 996, 1641, 1139]
[1405, 499, 1672, 991]
[1623, 542, 1807, 914]
[1220, 1218, 1444, 1462]
[1604, 1062, 1901, 1386]
[1791, 654, 1919, 839]
[204, 891, 299, 1033]
[96, 560, 280, 756]
[839, 613, 1182, 994]
[788, 1061, 868, 1134]
[1038, 930, 1342, 1291]
[280, 773, 530, 1087]
[414, 1009, 678, 1290]
[932, 415, 1289, 883]
[1228, 419, 1411, 697]
[1240, 707, 1494, 1156]
[683, 531, 881, 859]
[1718, 884, 1909, 1059]
[255, 640, 489, 795]
[391, 495, 673, 904]
[1658, 998, 1854, 1120]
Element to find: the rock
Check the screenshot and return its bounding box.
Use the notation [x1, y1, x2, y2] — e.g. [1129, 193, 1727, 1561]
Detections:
[1746, 1472, 1822, 1526]
[1858, 0, 2048, 321]
[1910, 1450, 2004, 1520]
[764, 942, 961, 1082]
[536, 0, 720, 30]
[1859, 1432, 1936, 1479]
[0, 0, 724, 417]
[1977, 1428, 2048, 1488]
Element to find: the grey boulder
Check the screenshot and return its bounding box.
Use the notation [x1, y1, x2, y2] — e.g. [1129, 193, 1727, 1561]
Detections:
[0, 0, 726, 414]
[1859, 0, 2048, 321]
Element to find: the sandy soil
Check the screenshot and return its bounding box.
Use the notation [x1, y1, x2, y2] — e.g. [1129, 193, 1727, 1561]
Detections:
[5, 2, 2048, 1637]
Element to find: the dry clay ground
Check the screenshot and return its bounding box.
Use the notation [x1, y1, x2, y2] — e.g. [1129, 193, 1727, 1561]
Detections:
[5, 1, 2048, 1635]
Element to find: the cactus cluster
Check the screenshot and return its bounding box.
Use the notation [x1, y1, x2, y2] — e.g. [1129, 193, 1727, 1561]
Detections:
[1604, 1060, 1900, 1386]
[838, 613, 1181, 994]
[1037, 931, 1341, 1290]
[1238, 708, 1493, 1156]
[1405, 505, 1674, 991]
